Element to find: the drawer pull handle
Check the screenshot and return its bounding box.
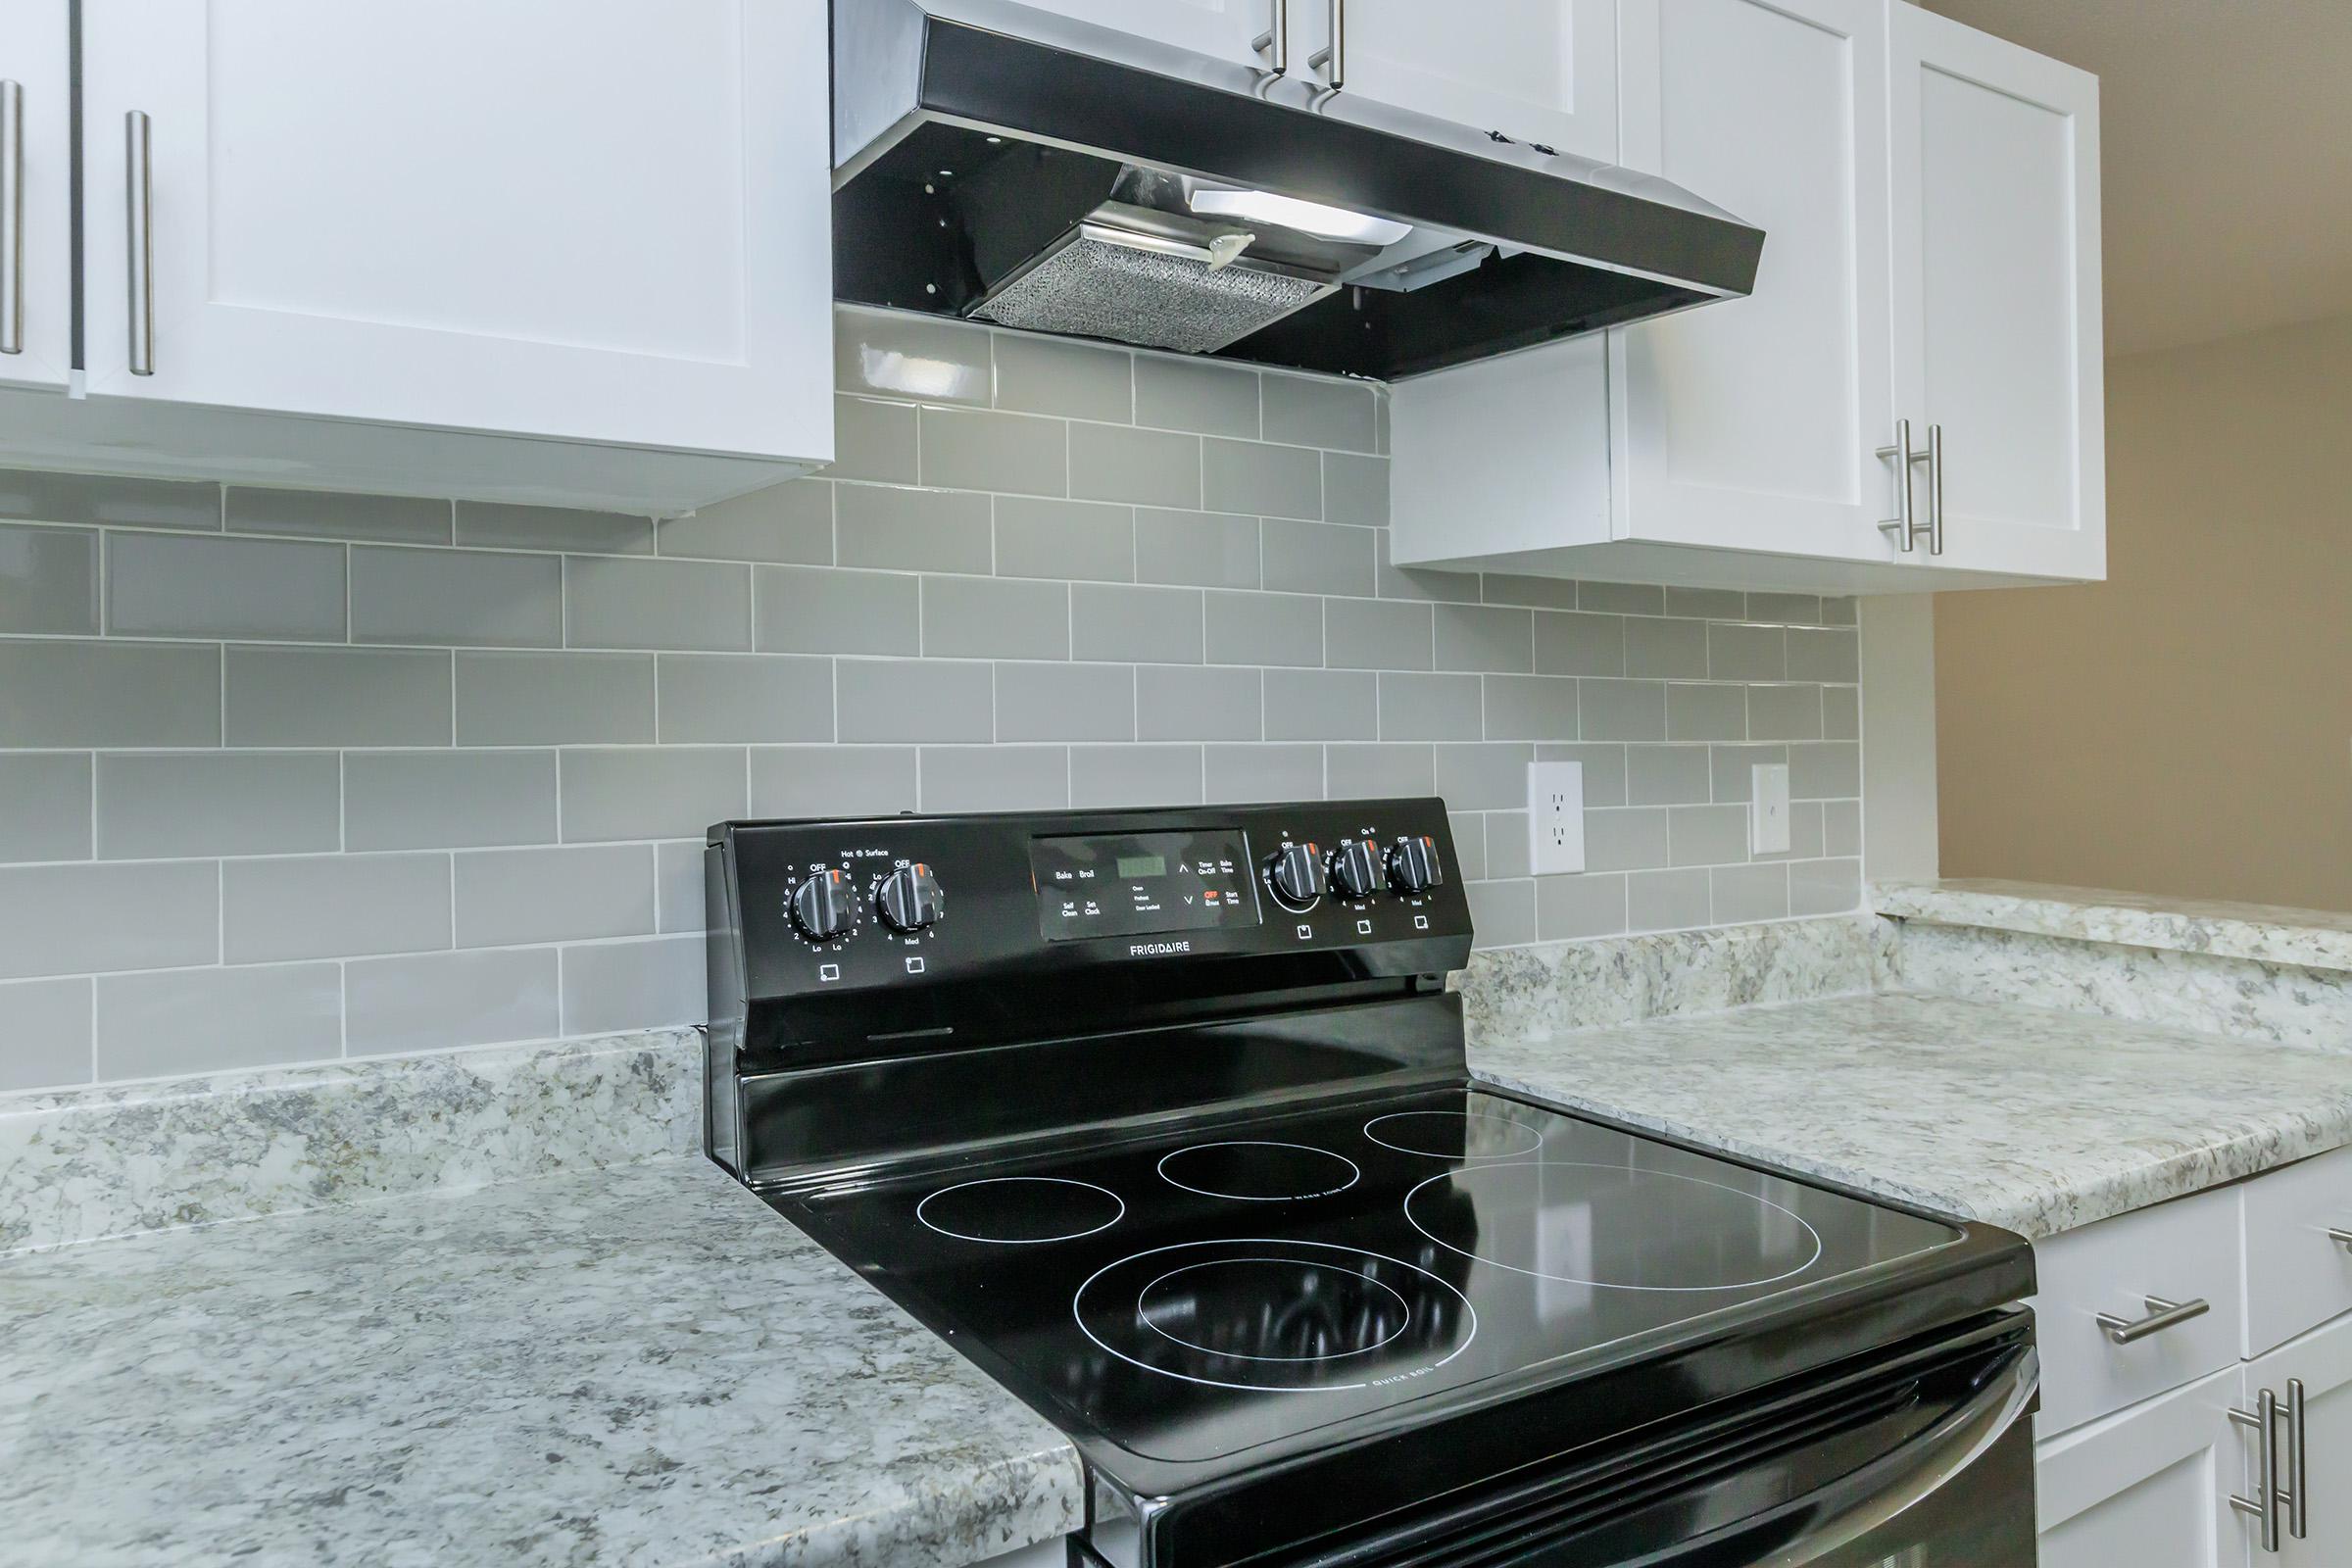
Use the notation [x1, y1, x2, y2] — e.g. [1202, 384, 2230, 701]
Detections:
[2327, 1226, 2352, 1251]
[2095, 1294, 2209, 1345]
[2231, 1389, 2281, 1552]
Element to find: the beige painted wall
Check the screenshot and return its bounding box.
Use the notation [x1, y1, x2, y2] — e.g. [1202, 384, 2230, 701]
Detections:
[1936, 312, 2352, 911]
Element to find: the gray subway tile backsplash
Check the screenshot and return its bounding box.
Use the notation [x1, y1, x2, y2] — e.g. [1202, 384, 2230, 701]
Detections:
[96, 962, 343, 1080]
[1203, 437, 1322, 520]
[221, 853, 452, 964]
[0, 977, 94, 1092]
[227, 487, 452, 546]
[654, 654, 833, 744]
[0, 311, 1868, 1088]
[1069, 422, 1202, 509]
[455, 501, 653, 556]
[0, 754, 93, 862]
[349, 545, 563, 648]
[344, 750, 558, 852]
[454, 843, 657, 949]
[1070, 583, 1203, 664]
[0, 521, 100, 635]
[223, 645, 453, 749]
[455, 651, 656, 745]
[835, 481, 993, 573]
[564, 557, 752, 652]
[107, 531, 347, 642]
[1134, 357, 1259, 438]
[95, 752, 341, 860]
[557, 747, 748, 845]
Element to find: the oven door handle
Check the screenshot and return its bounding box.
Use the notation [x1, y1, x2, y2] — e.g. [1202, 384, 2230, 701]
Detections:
[1732, 1343, 2038, 1567]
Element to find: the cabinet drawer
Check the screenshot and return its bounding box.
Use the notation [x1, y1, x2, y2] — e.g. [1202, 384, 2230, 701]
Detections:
[2242, 1144, 2352, 1356]
[2032, 1183, 2245, 1436]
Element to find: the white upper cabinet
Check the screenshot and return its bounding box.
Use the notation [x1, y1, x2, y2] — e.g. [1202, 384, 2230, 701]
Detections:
[1017, 0, 1285, 69]
[1392, 0, 2106, 593]
[1311, 0, 1617, 163]
[35, 0, 833, 512]
[1609, 0, 1890, 566]
[0, 2, 71, 393]
[1888, 1, 2104, 580]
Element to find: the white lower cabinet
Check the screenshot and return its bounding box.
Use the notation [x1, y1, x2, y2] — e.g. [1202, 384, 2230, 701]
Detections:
[2035, 1366, 2248, 1568]
[2035, 1151, 2352, 1565]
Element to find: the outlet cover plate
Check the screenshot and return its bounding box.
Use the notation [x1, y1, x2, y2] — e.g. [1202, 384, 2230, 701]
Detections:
[1751, 763, 1791, 856]
[1529, 760, 1586, 876]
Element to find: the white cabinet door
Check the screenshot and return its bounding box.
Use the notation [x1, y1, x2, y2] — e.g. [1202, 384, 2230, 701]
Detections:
[2242, 1146, 2352, 1359]
[1313, 0, 1616, 164]
[1607, 0, 1892, 564]
[1018, 0, 1281, 69]
[0, 1, 71, 392]
[2245, 1309, 2352, 1566]
[1887, 1, 2104, 579]
[2034, 1365, 2248, 1568]
[75, 0, 831, 465]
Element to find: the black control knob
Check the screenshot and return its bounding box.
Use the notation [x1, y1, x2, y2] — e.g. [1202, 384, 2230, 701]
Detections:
[1266, 842, 1325, 906]
[1388, 835, 1444, 894]
[877, 862, 944, 933]
[1330, 839, 1383, 900]
[790, 868, 858, 942]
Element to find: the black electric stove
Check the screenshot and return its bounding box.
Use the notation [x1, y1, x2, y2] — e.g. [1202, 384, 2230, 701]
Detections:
[705, 800, 2038, 1568]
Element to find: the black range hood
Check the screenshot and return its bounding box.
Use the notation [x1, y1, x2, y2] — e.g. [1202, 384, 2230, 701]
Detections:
[831, 0, 1766, 380]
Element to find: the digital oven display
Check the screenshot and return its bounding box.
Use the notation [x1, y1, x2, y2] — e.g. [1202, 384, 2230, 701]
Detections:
[1030, 829, 1261, 941]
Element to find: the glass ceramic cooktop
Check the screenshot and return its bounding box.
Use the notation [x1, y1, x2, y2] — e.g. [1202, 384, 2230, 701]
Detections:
[789, 1086, 1962, 1465]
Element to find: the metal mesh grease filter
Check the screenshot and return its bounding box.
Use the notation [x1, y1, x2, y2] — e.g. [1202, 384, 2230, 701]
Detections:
[971, 231, 1331, 354]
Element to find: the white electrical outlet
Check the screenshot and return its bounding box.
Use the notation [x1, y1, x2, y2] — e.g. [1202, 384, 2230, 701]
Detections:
[1751, 763, 1791, 856]
[1528, 761, 1586, 875]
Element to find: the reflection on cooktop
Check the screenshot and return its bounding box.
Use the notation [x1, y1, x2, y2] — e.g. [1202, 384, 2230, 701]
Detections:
[916, 1176, 1126, 1245]
[1364, 1108, 1544, 1159]
[1405, 1161, 1826, 1291]
[1157, 1141, 1362, 1201]
[790, 1086, 1963, 1464]
[1076, 1239, 1477, 1392]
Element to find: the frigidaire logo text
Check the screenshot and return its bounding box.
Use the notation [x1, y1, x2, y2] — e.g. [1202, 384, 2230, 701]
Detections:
[1129, 940, 1192, 956]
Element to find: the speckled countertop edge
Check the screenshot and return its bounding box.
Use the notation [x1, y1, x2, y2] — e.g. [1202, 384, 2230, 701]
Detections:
[1467, 992, 2352, 1240]
[1874, 879, 2352, 975]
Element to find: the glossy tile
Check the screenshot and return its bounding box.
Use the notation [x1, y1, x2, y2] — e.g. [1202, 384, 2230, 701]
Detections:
[349, 546, 562, 648]
[222, 645, 452, 747]
[107, 532, 346, 641]
[95, 752, 340, 859]
[222, 855, 452, 964]
[0, 522, 99, 634]
[344, 750, 559, 852]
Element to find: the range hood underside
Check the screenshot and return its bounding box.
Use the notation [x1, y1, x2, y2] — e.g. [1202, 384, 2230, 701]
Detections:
[829, 4, 1761, 383]
[838, 123, 1715, 381]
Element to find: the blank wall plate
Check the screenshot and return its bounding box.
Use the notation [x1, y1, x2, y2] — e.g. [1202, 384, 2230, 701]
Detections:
[1751, 763, 1792, 856]
[1528, 761, 1586, 876]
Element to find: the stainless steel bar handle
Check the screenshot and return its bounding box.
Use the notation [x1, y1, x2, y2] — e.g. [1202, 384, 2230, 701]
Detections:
[2325, 1225, 2352, 1251]
[2232, 1389, 2281, 1552]
[1876, 419, 1916, 551]
[2095, 1294, 2211, 1345]
[125, 110, 154, 376]
[1251, 0, 1289, 74]
[1306, 0, 1344, 89]
[2, 80, 23, 356]
[1925, 422, 1945, 556]
[2282, 1378, 2308, 1541]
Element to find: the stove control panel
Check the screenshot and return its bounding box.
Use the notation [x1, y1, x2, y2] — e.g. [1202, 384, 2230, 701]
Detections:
[712, 799, 1472, 1037]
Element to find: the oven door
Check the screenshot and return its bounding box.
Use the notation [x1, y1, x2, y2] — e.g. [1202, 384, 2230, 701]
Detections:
[1224, 1327, 2038, 1568]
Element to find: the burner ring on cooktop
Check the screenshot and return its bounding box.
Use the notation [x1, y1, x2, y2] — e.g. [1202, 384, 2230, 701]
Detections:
[1074, 1239, 1478, 1393]
[1364, 1108, 1545, 1159]
[1404, 1160, 1826, 1292]
[915, 1177, 1126, 1245]
[1156, 1141, 1363, 1201]
[1137, 1257, 1410, 1362]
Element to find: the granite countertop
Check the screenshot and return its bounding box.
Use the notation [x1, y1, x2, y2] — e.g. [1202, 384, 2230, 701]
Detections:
[1470, 991, 2352, 1240]
[0, 1155, 1081, 1568]
[1875, 878, 2352, 974]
